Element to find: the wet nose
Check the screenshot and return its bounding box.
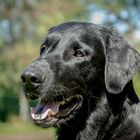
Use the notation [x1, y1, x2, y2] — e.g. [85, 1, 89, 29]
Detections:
[21, 69, 44, 88]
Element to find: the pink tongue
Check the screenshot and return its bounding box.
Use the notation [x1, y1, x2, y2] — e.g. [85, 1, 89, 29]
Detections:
[30, 103, 59, 120]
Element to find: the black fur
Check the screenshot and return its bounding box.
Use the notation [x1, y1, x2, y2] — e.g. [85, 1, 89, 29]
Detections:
[21, 22, 140, 140]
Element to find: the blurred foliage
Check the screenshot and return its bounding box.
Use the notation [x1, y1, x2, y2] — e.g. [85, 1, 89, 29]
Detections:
[0, 0, 85, 46]
[82, 0, 140, 31]
[0, 0, 140, 125]
[133, 72, 140, 96]
[0, 43, 39, 121]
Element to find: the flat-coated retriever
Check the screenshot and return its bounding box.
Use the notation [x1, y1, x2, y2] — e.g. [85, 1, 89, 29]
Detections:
[21, 22, 140, 140]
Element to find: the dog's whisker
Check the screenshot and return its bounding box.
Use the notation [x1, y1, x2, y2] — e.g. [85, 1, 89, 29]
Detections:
[91, 96, 102, 100]
[71, 85, 81, 90]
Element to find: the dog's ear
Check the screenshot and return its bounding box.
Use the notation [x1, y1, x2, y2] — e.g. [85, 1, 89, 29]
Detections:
[104, 29, 140, 94]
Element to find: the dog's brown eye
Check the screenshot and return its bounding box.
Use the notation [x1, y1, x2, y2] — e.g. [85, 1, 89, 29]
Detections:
[73, 50, 85, 57]
[40, 45, 47, 55]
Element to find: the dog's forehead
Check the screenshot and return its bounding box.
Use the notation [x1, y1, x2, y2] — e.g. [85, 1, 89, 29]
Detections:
[50, 22, 102, 37]
[48, 22, 93, 33]
[45, 22, 103, 46]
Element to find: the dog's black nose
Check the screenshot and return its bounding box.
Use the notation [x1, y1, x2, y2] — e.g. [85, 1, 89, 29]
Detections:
[21, 69, 44, 87]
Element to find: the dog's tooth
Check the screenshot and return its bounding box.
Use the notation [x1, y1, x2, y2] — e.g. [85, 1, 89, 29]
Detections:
[31, 113, 44, 120]
[41, 110, 49, 119]
[31, 108, 57, 120]
[66, 98, 71, 102]
[31, 109, 49, 120]
[47, 109, 56, 117]
[61, 101, 65, 105]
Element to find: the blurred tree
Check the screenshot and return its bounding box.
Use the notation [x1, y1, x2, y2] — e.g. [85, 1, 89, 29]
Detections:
[0, 0, 85, 47]
[81, 0, 140, 33]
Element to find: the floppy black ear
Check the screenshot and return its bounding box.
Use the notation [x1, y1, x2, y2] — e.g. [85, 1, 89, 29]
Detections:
[104, 29, 140, 94]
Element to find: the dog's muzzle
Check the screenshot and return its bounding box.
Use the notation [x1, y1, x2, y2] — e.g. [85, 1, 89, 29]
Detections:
[20, 59, 50, 99]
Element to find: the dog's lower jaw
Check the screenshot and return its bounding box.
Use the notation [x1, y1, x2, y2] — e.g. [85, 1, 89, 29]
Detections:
[56, 100, 89, 140]
[56, 98, 97, 140]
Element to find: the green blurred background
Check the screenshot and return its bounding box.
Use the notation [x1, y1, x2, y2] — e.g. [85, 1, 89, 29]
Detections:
[0, 0, 140, 139]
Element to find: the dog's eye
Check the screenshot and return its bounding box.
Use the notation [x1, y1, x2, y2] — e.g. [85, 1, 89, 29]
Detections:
[40, 45, 47, 55]
[73, 50, 85, 57]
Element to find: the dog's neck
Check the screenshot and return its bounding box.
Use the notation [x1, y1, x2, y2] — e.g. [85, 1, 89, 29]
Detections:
[55, 82, 137, 140]
[77, 98, 127, 140]
[56, 103, 88, 140]
[56, 96, 128, 140]
[56, 97, 103, 140]
[56, 122, 83, 140]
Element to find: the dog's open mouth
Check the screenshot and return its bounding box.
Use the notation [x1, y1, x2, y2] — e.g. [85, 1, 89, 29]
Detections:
[30, 95, 82, 122]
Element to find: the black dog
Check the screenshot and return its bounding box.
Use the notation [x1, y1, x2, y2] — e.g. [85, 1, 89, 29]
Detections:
[21, 22, 140, 140]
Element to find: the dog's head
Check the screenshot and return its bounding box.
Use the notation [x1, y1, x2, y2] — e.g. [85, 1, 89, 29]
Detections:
[21, 22, 140, 128]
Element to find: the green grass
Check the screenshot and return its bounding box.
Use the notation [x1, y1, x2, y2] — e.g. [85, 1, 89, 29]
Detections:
[0, 116, 55, 136]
